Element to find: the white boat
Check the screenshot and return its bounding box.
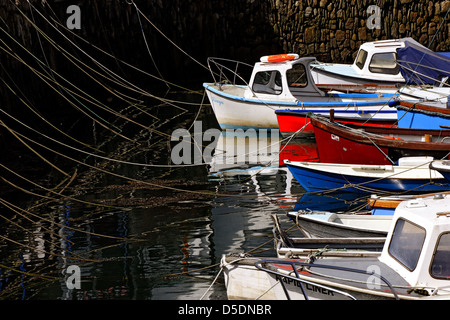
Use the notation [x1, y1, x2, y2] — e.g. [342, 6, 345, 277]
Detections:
[286, 211, 391, 238]
[272, 213, 386, 258]
[311, 37, 450, 92]
[204, 38, 449, 131]
[221, 193, 450, 300]
[204, 56, 399, 131]
[310, 38, 409, 86]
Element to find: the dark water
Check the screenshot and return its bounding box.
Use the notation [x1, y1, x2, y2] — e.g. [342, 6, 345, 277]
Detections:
[0, 89, 370, 301]
[0, 92, 280, 300]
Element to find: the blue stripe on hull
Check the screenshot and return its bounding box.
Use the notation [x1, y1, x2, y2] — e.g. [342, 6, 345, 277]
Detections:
[204, 83, 395, 107]
[287, 164, 450, 193]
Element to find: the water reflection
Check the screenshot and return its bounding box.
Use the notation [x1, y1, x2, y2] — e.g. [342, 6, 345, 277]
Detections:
[0, 118, 363, 300]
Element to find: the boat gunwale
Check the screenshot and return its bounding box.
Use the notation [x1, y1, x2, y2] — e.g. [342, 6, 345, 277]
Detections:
[310, 115, 450, 151]
[284, 159, 445, 179]
[288, 212, 390, 236]
[203, 83, 394, 108]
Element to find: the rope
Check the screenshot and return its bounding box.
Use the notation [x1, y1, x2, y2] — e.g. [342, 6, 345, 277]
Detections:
[42, 1, 203, 96]
[0, 66, 103, 153]
[133, 1, 170, 92]
[2, 123, 285, 199]
[129, 0, 210, 73]
[0, 118, 70, 177]
[0, 108, 209, 168]
[22, 1, 190, 112]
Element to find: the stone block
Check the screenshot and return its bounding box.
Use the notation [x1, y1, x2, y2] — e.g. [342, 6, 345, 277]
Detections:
[304, 26, 316, 43]
[335, 29, 346, 41]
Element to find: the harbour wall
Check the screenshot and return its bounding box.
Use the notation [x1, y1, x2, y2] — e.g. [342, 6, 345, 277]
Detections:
[1, 0, 449, 101]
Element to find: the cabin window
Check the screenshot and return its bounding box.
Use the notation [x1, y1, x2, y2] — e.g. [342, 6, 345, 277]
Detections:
[430, 232, 450, 280]
[368, 52, 400, 75]
[252, 70, 282, 95]
[388, 218, 426, 271]
[287, 64, 308, 88]
[355, 49, 368, 70]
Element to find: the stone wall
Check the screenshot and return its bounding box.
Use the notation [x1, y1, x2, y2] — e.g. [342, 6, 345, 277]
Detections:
[270, 0, 450, 63]
[1, 0, 449, 86]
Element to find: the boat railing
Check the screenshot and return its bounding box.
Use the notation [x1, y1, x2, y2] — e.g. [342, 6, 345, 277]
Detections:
[428, 285, 450, 298]
[206, 57, 253, 87]
[254, 259, 400, 300]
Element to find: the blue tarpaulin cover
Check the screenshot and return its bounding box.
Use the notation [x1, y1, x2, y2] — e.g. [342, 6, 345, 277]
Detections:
[397, 38, 450, 85]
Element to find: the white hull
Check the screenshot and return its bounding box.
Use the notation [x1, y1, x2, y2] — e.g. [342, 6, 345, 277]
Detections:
[204, 85, 282, 129]
[287, 157, 444, 180]
[221, 256, 413, 300]
[310, 64, 404, 86]
[288, 212, 392, 238]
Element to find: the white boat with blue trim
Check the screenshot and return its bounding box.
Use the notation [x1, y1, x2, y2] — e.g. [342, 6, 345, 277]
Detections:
[204, 37, 449, 132]
[204, 55, 399, 131]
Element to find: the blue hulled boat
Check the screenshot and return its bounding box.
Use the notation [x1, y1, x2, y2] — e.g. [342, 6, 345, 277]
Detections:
[284, 157, 450, 194]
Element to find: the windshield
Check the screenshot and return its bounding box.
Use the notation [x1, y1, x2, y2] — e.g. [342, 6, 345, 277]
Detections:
[369, 52, 400, 75]
[355, 49, 368, 69]
[287, 64, 308, 88]
[388, 218, 426, 271]
[252, 70, 282, 94]
[431, 232, 450, 280]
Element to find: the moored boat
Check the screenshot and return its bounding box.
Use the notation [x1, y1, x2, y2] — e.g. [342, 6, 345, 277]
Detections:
[221, 194, 450, 300]
[309, 38, 409, 86]
[286, 211, 391, 238]
[311, 37, 450, 88]
[309, 114, 450, 165]
[284, 156, 450, 193]
[204, 56, 399, 131]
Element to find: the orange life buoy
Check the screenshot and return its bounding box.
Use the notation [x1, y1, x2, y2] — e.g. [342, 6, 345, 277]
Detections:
[260, 53, 300, 63]
[382, 136, 404, 141]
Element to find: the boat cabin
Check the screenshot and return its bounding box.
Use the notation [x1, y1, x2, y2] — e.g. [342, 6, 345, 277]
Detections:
[310, 38, 418, 85]
[378, 194, 450, 296]
[244, 56, 326, 102]
[352, 39, 403, 76]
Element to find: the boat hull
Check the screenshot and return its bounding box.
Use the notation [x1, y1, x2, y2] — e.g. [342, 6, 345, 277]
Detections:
[221, 256, 419, 300]
[310, 116, 450, 165]
[287, 212, 390, 238]
[395, 102, 450, 130]
[204, 85, 281, 130]
[204, 83, 395, 132]
[310, 65, 404, 86]
[285, 160, 450, 193]
[276, 109, 397, 137]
